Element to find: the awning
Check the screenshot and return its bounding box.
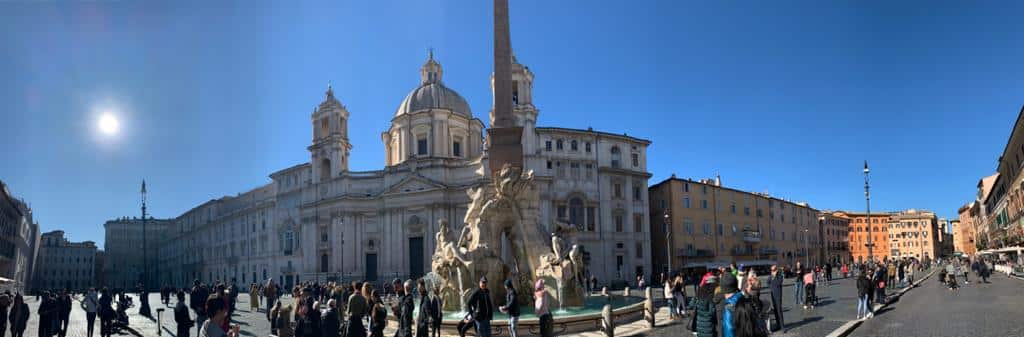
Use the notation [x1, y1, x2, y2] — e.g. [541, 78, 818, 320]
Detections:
[682, 261, 730, 269]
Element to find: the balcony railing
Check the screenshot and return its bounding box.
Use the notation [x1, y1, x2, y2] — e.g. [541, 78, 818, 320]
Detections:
[742, 230, 761, 243]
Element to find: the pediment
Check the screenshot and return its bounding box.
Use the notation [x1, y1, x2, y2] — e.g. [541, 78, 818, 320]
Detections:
[382, 174, 445, 196]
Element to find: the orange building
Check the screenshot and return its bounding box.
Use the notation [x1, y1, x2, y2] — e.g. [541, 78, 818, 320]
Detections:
[836, 211, 891, 263]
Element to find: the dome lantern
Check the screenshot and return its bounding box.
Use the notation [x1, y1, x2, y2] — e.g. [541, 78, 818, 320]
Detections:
[420, 49, 443, 85]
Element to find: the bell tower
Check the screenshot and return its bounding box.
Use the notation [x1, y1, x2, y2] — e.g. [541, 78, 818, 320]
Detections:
[309, 84, 352, 184]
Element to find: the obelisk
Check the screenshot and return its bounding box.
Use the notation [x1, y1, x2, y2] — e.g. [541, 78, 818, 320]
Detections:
[488, 0, 523, 175]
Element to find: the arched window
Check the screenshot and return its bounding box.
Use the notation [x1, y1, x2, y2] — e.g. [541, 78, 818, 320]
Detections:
[569, 198, 584, 225]
[320, 158, 331, 181]
[610, 147, 622, 168]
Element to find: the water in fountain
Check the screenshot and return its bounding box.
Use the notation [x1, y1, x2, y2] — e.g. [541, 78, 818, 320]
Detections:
[554, 277, 570, 315]
[456, 267, 467, 316]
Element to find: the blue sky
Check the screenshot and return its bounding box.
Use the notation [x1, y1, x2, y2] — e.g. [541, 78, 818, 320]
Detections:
[3, 0, 1023, 247]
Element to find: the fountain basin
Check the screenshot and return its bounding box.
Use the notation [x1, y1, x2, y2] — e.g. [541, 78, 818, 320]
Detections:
[434, 295, 645, 336]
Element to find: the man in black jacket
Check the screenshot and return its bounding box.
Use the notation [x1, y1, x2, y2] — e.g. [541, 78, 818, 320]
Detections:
[321, 299, 341, 337]
[466, 276, 494, 337]
[498, 279, 520, 337]
[391, 279, 415, 337]
[174, 291, 193, 337]
[767, 265, 785, 332]
[190, 280, 209, 337]
[57, 289, 72, 337]
[416, 280, 430, 337]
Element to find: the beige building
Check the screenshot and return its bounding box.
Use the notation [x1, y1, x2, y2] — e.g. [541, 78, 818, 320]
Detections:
[649, 175, 822, 274]
[33, 230, 97, 291]
[887, 209, 940, 261]
[818, 212, 851, 265]
[103, 217, 173, 289]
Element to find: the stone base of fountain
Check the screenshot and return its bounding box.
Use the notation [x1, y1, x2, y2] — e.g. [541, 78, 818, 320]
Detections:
[430, 294, 645, 336]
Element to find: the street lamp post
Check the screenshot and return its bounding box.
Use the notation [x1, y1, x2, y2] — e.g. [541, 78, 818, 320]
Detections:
[864, 161, 874, 264]
[140, 180, 151, 317]
[664, 212, 671, 277]
[804, 228, 810, 267]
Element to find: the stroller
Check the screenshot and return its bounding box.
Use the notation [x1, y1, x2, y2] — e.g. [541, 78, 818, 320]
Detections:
[803, 283, 817, 307]
[112, 296, 132, 333]
[945, 272, 959, 290]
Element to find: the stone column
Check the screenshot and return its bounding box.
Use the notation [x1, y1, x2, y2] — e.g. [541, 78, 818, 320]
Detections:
[644, 286, 655, 328]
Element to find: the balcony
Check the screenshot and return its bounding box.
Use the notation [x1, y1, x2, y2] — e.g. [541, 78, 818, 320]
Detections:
[742, 230, 761, 243]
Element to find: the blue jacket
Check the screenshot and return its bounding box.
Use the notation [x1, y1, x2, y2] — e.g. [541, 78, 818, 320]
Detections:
[722, 292, 742, 337]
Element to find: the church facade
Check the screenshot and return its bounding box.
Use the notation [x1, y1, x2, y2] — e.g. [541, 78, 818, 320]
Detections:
[157, 53, 651, 289]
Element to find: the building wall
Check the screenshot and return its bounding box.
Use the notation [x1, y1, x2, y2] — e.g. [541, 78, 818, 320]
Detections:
[1, 180, 40, 293]
[955, 205, 978, 255]
[103, 218, 171, 290]
[843, 212, 891, 263]
[649, 177, 823, 274]
[33, 231, 96, 291]
[819, 212, 851, 265]
[887, 210, 939, 261]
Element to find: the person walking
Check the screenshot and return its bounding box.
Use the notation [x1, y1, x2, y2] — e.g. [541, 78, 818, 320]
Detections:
[767, 265, 784, 332]
[37, 292, 55, 337]
[803, 269, 816, 309]
[345, 283, 368, 337]
[369, 290, 387, 337]
[191, 281, 210, 337]
[960, 261, 970, 285]
[98, 288, 114, 337]
[664, 278, 677, 319]
[321, 299, 341, 337]
[199, 294, 239, 337]
[273, 301, 294, 337]
[429, 287, 442, 337]
[175, 291, 194, 337]
[249, 284, 260, 313]
[856, 267, 872, 319]
[0, 293, 9, 337]
[720, 274, 742, 337]
[264, 280, 277, 322]
[689, 278, 718, 337]
[416, 280, 431, 337]
[8, 294, 27, 337]
[534, 279, 552, 337]
[82, 288, 99, 337]
[792, 263, 804, 307]
[391, 279, 415, 337]
[466, 277, 494, 337]
[498, 279, 520, 337]
[57, 289, 72, 337]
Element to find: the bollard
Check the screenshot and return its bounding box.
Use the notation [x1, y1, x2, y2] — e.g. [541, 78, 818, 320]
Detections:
[602, 304, 615, 337]
[156, 308, 165, 336]
[644, 287, 655, 328]
[623, 286, 630, 298]
[601, 286, 609, 296]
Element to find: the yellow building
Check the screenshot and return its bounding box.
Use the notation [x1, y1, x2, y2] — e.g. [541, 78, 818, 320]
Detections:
[887, 209, 940, 261]
[649, 175, 822, 275]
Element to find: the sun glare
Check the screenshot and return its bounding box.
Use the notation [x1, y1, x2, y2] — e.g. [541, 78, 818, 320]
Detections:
[98, 113, 120, 135]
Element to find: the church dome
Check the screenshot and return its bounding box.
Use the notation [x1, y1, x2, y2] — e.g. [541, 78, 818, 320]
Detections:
[394, 51, 472, 118]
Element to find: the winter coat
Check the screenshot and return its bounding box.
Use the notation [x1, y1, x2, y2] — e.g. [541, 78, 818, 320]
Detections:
[856, 275, 871, 297]
[321, 308, 340, 337]
[688, 296, 717, 337]
[7, 302, 28, 333]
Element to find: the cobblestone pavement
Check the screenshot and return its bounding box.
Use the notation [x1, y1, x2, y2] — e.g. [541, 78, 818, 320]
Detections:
[849, 272, 1024, 337]
[641, 271, 932, 337]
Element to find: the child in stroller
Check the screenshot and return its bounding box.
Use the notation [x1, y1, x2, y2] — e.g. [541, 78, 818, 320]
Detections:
[802, 270, 817, 309]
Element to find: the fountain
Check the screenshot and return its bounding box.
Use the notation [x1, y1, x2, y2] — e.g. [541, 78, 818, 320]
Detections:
[424, 0, 649, 334]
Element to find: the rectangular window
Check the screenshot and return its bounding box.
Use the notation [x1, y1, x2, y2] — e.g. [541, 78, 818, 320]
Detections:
[717, 223, 724, 236]
[633, 213, 643, 233]
[730, 204, 736, 213]
[684, 197, 690, 208]
[453, 141, 462, 157]
[586, 207, 596, 231]
[546, 161, 552, 170]
[571, 162, 581, 178]
[545, 141, 552, 151]
[571, 141, 578, 151]
[744, 207, 750, 215]
[685, 220, 693, 235]
[684, 183, 689, 192]
[631, 153, 639, 167]
[585, 164, 594, 180]
[614, 183, 623, 198]
[585, 142, 592, 152]
[615, 214, 624, 232]
[634, 186, 642, 200]
[556, 139, 564, 150]
[417, 138, 428, 155]
[701, 200, 708, 209]
[557, 206, 567, 219]
[556, 161, 565, 177]
[635, 242, 643, 258]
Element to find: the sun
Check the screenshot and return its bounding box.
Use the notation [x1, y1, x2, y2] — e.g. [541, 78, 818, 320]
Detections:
[98, 113, 120, 135]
